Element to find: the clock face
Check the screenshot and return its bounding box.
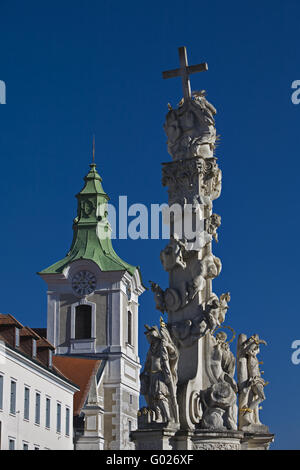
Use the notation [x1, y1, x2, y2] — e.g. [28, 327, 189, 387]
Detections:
[72, 271, 96, 296]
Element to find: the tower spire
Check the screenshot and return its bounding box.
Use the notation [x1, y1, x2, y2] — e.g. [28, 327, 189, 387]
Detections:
[92, 135, 95, 164]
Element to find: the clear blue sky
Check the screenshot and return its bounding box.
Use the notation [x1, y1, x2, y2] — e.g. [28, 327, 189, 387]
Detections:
[0, 0, 300, 449]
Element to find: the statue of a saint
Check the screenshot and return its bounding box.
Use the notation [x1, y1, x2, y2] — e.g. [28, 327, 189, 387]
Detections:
[140, 318, 179, 426]
[237, 334, 268, 432]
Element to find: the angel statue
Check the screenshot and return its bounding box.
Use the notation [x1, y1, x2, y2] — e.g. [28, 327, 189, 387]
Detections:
[139, 318, 179, 427]
[237, 334, 269, 432]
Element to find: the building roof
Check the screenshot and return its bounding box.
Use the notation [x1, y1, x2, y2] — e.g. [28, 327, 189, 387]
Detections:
[32, 328, 47, 338]
[37, 336, 55, 350]
[0, 313, 23, 328]
[0, 314, 78, 390]
[20, 326, 40, 339]
[38, 163, 137, 277]
[52, 356, 102, 416]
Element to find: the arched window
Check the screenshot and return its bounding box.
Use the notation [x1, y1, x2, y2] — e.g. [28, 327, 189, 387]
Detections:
[127, 311, 132, 346]
[75, 305, 92, 339]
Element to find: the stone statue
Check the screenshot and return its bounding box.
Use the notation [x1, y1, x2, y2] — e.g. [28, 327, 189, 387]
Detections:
[140, 319, 179, 427]
[200, 330, 238, 431]
[201, 252, 222, 281]
[237, 334, 269, 432]
[163, 91, 217, 160]
[200, 381, 237, 431]
[150, 281, 166, 314]
[206, 213, 221, 242]
[160, 235, 187, 271]
[204, 292, 230, 331]
[169, 292, 231, 348]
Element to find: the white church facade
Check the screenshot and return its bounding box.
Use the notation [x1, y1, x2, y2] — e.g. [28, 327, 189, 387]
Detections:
[38, 162, 145, 450]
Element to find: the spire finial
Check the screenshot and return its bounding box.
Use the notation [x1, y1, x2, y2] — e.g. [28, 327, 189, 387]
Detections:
[92, 134, 95, 164]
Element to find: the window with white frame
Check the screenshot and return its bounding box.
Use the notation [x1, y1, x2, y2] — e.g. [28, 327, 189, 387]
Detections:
[8, 438, 15, 450]
[23, 442, 29, 450]
[46, 397, 51, 429]
[24, 386, 30, 420]
[75, 305, 92, 339]
[127, 311, 133, 345]
[56, 403, 61, 433]
[0, 375, 3, 410]
[65, 407, 70, 436]
[10, 380, 16, 414]
[35, 392, 40, 425]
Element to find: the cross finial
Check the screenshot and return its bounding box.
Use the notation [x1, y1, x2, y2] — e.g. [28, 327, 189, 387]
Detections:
[162, 46, 208, 101]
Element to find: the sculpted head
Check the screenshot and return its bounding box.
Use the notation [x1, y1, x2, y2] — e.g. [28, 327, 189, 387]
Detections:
[216, 331, 227, 343]
[144, 324, 160, 344]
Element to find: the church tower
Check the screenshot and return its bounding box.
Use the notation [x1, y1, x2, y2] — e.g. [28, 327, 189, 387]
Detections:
[39, 160, 145, 449]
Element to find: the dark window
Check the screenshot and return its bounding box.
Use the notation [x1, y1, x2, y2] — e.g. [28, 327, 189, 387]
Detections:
[24, 387, 30, 420]
[35, 392, 40, 425]
[128, 420, 132, 436]
[127, 311, 132, 345]
[65, 407, 70, 436]
[75, 305, 92, 339]
[46, 398, 51, 428]
[9, 439, 15, 450]
[10, 381, 16, 414]
[0, 376, 3, 410]
[56, 403, 61, 433]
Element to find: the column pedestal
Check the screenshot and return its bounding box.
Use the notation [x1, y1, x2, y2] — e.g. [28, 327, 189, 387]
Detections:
[241, 433, 275, 450]
[192, 430, 243, 450]
[76, 435, 105, 450]
[131, 426, 178, 450]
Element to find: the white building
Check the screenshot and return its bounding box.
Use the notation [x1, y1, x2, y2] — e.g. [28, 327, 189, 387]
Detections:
[0, 314, 79, 450]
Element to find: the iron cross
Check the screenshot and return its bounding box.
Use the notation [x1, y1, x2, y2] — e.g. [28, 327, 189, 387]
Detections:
[162, 46, 208, 101]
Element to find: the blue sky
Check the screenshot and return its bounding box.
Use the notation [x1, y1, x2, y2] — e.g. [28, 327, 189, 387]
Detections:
[1, 0, 300, 449]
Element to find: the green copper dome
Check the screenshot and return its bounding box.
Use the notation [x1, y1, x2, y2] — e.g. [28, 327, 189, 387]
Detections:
[39, 163, 137, 276]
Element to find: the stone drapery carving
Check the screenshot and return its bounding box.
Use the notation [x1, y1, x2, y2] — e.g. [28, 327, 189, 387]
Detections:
[200, 381, 237, 431]
[206, 213, 221, 242]
[200, 331, 238, 431]
[151, 254, 222, 316]
[163, 92, 217, 161]
[162, 157, 221, 208]
[169, 293, 231, 348]
[160, 235, 187, 271]
[237, 334, 269, 433]
[150, 282, 166, 314]
[139, 319, 179, 427]
[205, 292, 230, 331]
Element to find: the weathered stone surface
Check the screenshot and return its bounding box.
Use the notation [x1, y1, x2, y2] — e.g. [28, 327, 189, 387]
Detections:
[139, 319, 179, 428]
[237, 334, 269, 433]
[131, 428, 177, 450]
[241, 433, 275, 450]
[135, 47, 273, 451]
[192, 430, 243, 450]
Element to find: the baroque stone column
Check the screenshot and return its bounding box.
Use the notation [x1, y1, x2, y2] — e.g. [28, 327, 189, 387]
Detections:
[158, 92, 242, 448]
[132, 47, 273, 451]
